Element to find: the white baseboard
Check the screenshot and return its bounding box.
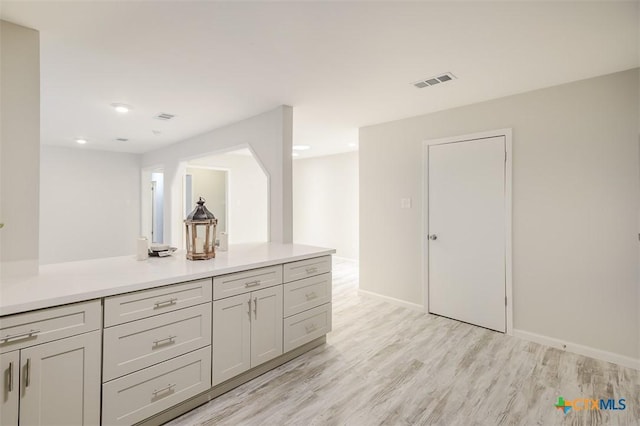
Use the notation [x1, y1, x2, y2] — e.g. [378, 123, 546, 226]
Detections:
[513, 329, 640, 371]
[358, 289, 424, 312]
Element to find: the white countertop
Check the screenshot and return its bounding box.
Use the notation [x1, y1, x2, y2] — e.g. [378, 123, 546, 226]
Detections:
[0, 243, 335, 317]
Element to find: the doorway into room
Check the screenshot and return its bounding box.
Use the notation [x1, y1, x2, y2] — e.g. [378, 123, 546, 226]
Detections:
[183, 148, 268, 246]
[141, 167, 165, 244]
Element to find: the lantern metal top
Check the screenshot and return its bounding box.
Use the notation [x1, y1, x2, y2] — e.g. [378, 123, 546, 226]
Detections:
[185, 197, 216, 222]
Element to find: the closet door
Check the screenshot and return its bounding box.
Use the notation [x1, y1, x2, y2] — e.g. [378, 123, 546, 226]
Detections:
[428, 136, 506, 332]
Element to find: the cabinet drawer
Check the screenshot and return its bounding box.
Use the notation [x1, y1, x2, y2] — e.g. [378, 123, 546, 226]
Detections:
[283, 273, 332, 317]
[102, 347, 211, 426]
[283, 256, 331, 283]
[213, 265, 282, 300]
[104, 279, 212, 327]
[0, 300, 101, 354]
[103, 303, 211, 381]
[283, 303, 332, 352]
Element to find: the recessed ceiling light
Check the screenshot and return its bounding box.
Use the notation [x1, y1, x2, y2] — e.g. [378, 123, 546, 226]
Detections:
[75, 138, 87, 144]
[292, 152, 300, 157]
[292, 145, 311, 151]
[111, 103, 132, 113]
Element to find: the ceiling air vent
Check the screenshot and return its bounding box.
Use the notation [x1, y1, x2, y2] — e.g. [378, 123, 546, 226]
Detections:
[154, 112, 175, 121]
[412, 72, 456, 89]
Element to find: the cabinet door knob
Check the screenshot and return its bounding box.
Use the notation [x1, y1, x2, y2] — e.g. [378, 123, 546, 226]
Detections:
[428, 234, 438, 241]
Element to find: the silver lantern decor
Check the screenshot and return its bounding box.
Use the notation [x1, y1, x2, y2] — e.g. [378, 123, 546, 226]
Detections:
[184, 197, 217, 260]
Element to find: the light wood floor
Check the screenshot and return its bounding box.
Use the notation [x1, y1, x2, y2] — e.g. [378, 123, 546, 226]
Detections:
[168, 259, 640, 426]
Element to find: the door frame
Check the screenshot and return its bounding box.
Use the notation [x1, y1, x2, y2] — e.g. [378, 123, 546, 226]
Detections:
[422, 128, 513, 335]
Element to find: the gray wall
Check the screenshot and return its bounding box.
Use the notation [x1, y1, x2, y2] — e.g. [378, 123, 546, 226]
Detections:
[186, 167, 227, 232]
[189, 153, 269, 245]
[293, 151, 359, 260]
[142, 106, 293, 247]
[360, 69, 639, 359]
[0, 21, 40, 276]
[40, 146, 141, 264]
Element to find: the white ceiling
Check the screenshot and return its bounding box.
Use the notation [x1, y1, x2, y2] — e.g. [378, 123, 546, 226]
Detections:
[1, 1, 638, 158]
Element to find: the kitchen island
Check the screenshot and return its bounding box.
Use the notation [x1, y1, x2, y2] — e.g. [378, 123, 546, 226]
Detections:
[0, 243, 335, 426]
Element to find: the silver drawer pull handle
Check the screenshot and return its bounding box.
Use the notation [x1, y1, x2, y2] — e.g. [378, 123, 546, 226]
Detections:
[305, 324, 317, 333]
[305, 267, 318, 274]
[1, 329, 41, 343]
[8, 361, 14, 392]
[152, 335, 176, 347]
[244, 280, 261, 288]
[154, 298, 177, 308]
[152, 383, 176, 397]
[305, 292, 317, 300]
[254, 297, 258, 319]
[25, 358, 31, 388]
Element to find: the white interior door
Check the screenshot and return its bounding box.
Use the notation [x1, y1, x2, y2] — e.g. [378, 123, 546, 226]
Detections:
[428, 136, 506, 332]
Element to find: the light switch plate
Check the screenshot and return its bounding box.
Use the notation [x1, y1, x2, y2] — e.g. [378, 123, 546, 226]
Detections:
[401, 198, 412, 209]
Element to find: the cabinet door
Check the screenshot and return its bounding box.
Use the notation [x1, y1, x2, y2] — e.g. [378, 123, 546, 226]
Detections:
[1, 350, 19, 426]
[213, 293, 251, 385]
[251, 285, 283, 367]
[20, 331, 101, 426]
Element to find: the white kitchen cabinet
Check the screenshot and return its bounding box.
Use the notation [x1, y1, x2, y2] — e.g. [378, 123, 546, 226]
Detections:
[0, 300, 101, 354]
[282, 258, 332, 353]
[283, 255, 331, 283]
[102, 282, 213, 425]
[0, 246, 334, 426]
[0, 330, 101, 426]
[213, 265, 282, 300]
[1, 350, 19, 426]
[102, 347, 211, 426]
[283, 303, 332, 352]
[283, 273, 332, 318]
[103, 303, 211, 381]
[213, 285, 283, 385]
[104, 278, 212, 327]
[212, 293, 251, 383]
[251, 286, 284, 367]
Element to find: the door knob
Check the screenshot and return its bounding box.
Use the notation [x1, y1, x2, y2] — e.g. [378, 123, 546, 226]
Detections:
[429, 234, 437, 240]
